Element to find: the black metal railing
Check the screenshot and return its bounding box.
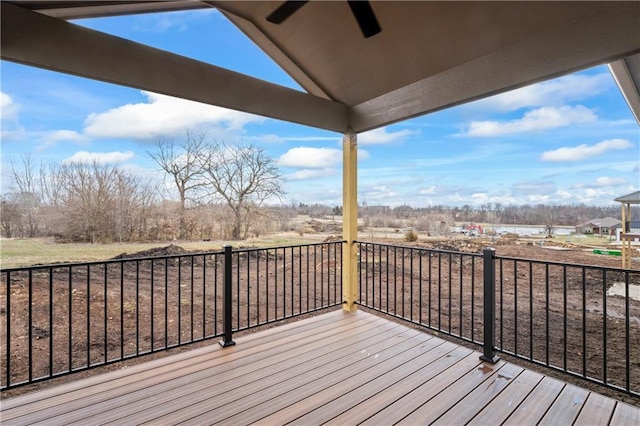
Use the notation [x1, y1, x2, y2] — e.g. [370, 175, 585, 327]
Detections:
[357, 241, 640, 397]
[357, 242, 484, 346]
[0, 241, 343, 390]
[494, 252, 640, 397]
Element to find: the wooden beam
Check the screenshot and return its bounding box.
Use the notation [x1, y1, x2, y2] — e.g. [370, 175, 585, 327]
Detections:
[609, 57, 640, 126]
[342, 131, 358, 312]
[0, 3, 349, 133]
[350, 1, 640, 132]
[27, 1, 211, 20]
[220, 10, 332, 100]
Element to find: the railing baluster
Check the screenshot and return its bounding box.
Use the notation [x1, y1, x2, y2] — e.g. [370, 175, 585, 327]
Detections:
[49, 268, 54, 377]
[563, 265, 567, 371]
[202, 255, 206, 338]
[87, 265, 91, 367]
[545, 263, 549, 366]
[135, 260, 140, 355]
[164, 258, 171, 348]
[266, 249, 270, 322]
[602, 269, 607, 384]
[625, 271, 630, 392]
[529, 262, 533, 360]
[257, 249, 261, 325]
[178, 256, 182, 345]
[472, 256, 476, 343]
[190, 256, 194, 342]
[498, 259, 502, 350]
[438, 252, 442, 330]
[236, 251, 240, 330]
[582, 267, 587, 377]
[419, 249, 423, 325]
[247, 250, 251, 328]
[29, 269, 33, 382]
[459, 253, 463, 337]
[428, 250, 432, 327]
[68, 267, 72, 371]
[448, 252, 452, 333]
[120, 262, 124, 360]
[150, 260, 154, 352]
[514, 260, 518, 357]
[103, 264, 107, 363]
[6, 271, 11, 388]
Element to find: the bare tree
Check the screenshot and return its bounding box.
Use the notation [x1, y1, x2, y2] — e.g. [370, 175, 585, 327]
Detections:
[9, 155, 41, 237]
[149, 131, 208, 239]
[200, 143, 285, 240]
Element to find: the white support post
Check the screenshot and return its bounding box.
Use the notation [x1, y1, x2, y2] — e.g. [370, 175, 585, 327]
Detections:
[342, 131, 358, 312]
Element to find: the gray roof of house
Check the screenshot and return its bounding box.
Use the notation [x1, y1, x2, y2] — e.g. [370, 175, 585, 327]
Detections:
[614, 191, 640, 203]
[577, 217, 622, 228]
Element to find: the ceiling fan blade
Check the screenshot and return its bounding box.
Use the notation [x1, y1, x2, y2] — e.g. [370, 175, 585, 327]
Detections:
[266, 1, 309, 24]
[347, 1, 381, 38]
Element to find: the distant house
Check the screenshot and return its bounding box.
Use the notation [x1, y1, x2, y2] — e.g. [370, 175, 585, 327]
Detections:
[612, 221, 640, 241]
[576, 217, 621, 236]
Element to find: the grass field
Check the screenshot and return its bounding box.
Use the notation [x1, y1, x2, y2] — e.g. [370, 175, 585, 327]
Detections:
[0, 235, 318, 269]
[556, 234, 616, 246]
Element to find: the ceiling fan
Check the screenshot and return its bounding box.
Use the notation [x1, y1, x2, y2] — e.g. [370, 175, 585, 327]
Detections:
[266, 1, 381, 38]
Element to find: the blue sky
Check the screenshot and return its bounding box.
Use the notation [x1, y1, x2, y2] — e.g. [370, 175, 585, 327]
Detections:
[1, 8, 639, 207]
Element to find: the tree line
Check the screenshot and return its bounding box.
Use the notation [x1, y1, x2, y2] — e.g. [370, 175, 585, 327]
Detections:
[2, 133, 635, 242]
[2, 133, 285, 242]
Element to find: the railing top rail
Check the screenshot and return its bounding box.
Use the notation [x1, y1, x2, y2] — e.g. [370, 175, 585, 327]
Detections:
[355, 240, 483, 257]
[495, 253, 639, 273]
[0, 250, 226, 273]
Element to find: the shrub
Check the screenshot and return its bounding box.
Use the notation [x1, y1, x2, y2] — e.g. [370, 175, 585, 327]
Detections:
[404, 229, 418, 242]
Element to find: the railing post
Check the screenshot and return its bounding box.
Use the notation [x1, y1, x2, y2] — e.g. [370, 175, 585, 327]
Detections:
[219, 244, 236, 347]
[480, 247, 499, 363]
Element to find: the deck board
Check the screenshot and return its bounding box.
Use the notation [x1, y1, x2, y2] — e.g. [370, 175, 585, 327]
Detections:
[468, 368, 544, 425]
[2, 309, 639, 425]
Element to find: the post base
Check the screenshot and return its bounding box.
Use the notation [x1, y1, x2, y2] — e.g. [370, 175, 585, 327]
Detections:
[219, 340, 236, 348]
[479, 354, 500, 364]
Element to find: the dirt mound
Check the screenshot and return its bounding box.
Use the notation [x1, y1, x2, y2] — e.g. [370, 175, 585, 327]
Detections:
[423, 240, 487, 253]
[323, 235, 343, 243]
[112, 244, 191, 260]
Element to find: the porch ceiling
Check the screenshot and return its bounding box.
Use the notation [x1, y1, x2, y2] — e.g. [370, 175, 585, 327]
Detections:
[2, 1, 640, 132]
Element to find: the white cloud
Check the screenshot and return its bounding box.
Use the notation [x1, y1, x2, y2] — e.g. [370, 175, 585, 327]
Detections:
[249, 134, 339, 144]
[0, 91, 23, 140]
[466, 105, 597, 137]
[361, 185, 399, 201]
[358, 127, 417, 145]
[594, 176, 627, 187]
[513, 180, 557, 195]
[541, 138, 633, 162]
[278, 146, 368, 169]
[83, 91, 264, 139]
[471, 73, 611, 112]
[1, 92, 18, 120]
[287, 169, 339, 180]
[279, 147, 342, 169]
[418, 186, 437, 195]
[37, 129, 90, 151]
[63, 151, 136, 164]
[526, 194, 551, 203]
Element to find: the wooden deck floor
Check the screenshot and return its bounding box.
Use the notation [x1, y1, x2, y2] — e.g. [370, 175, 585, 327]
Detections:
[2, 310, 639, 425]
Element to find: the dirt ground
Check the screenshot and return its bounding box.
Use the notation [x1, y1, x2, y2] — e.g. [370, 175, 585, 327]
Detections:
[1, 237, 639, 407]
